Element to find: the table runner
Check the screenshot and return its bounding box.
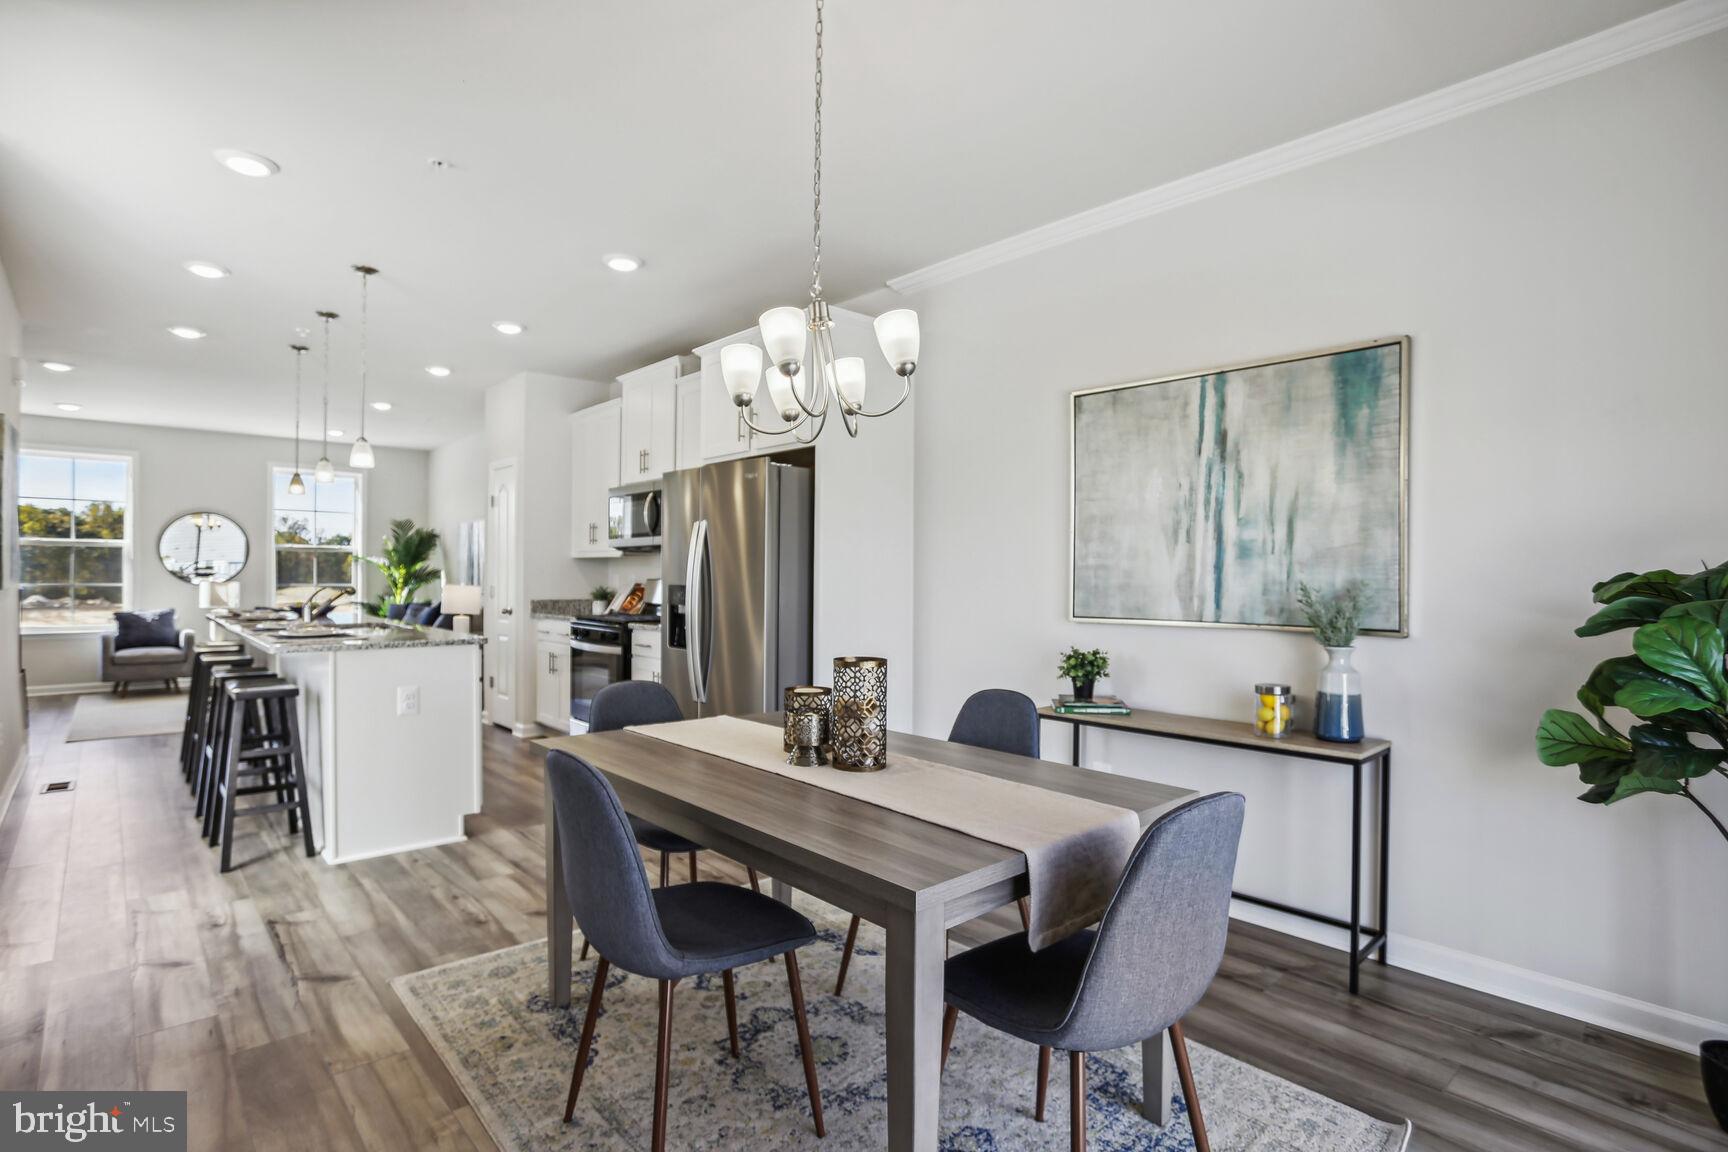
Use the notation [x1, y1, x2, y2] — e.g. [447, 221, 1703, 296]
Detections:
[626, 715, 1140, 950]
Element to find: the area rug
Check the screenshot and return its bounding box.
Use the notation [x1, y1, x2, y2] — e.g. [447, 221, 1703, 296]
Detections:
[65, 689, 188, 742]
[393, 898, 1412, 1151]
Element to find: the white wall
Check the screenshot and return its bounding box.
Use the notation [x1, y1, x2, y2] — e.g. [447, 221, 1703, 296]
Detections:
[427, 429, 486, 582]
[0, 259, 27, 821]
[20, 415, 429, 690]
[904, 32, 1728, 1041]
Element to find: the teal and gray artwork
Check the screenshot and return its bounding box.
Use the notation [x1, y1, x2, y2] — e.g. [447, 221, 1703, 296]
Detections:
[1071, 339, 1406, 634]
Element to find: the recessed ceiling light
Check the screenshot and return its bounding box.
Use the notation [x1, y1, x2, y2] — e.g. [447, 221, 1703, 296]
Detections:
[604, 254, 642, 273]
[492, 321, 525, 336]
[327, 428, 344, 438]
[370, 401, 392, 412]
[40, 360, 74, 372]
[167, 326, 207, 340]
[183, 260, 230, 280]
[55, 402, 82, 412]
[213, 148, 279, 178]
[425, 365, 451, 378]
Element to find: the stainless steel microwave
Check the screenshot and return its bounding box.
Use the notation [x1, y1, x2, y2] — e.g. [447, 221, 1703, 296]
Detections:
[608, 483, 661, 551]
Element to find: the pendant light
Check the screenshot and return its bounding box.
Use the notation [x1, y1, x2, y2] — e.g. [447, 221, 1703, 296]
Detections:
[287, 341, 309, 495]
[314, 310, 338, 484]
[348, 264, 377, 469]
[717, 0, 920, 441]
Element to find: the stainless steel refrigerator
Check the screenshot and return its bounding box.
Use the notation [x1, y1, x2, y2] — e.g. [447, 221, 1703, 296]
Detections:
[661, 457, 813, 719]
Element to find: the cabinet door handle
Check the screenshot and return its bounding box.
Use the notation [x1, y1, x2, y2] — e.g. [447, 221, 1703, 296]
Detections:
[547, 652, 554, 674]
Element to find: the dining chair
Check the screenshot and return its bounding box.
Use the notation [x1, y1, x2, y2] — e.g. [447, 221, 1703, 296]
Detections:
[834, 687, 1040, 996]
[939, 791, 1244, 1152]
[546, 750, 826, 1150]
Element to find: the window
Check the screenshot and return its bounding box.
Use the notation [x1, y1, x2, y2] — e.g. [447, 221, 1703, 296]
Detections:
[271, 468, 362, 605]
[18, 451, 131, 628]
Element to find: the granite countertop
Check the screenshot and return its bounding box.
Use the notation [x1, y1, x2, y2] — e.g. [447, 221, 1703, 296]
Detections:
[208, 608, 486, 655]
[530, 598, 590, 620]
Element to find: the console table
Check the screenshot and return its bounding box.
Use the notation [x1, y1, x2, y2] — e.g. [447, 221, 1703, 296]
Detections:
[1038, 705, 1391, 994]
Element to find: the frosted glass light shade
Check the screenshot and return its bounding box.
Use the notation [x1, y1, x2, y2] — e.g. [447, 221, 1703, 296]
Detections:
[832, 357, 867, 409]
[874, 308, 920, 370]
[348, 437, 375, 469]
[764, 366, 797, 420]
[314, 456, 335, 483]
[287, 471, 306, 496]
[720, 344, 764, 402]
[759, 306, 807, 368]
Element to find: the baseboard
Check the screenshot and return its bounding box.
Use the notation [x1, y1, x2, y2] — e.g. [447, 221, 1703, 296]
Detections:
[0, 742, 25, 837]
[1228, 900, 1724, 1053]
[511, 721, 544, 739]
[325, 831, 467, 866]
[26, 681, 108, 698]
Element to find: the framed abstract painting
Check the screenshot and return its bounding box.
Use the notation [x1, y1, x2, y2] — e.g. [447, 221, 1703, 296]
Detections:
[1069, 336, 1409, 636]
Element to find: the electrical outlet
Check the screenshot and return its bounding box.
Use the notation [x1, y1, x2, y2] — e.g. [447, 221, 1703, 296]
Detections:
[397, 686, 420, 715]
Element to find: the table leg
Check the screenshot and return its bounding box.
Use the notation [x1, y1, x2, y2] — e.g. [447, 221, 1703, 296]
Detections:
[1377, 749, 1391, 964]
[885, 903, 946, 1151]
[1140, 1031, 1174, 1126]
[544, 771, 572, 1008]
[1070, 721, 1081, 767]
[1349, 759, 1363, 995]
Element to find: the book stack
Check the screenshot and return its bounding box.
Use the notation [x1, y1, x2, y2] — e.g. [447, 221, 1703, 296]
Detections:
[1052, 694, 1131, 715]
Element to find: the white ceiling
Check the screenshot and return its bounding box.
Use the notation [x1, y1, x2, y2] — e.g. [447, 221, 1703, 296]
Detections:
[0, 0, 1670, 449]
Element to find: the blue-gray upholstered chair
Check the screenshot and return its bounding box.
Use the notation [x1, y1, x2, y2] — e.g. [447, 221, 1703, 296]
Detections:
[579, 682, 762, 961]
[940, 791, 1245, 1152]
[835, 688, 1042, 995]
[546, 751, 826, 1148]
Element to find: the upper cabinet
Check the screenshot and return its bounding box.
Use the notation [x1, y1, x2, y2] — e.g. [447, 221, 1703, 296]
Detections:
[694, 328, 800, 461]
[618, 356, 696, 483]
[674, 373, 703, 472]
[570, 400, 622, 559]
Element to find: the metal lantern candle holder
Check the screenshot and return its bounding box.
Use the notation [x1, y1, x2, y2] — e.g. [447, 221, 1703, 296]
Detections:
[788, 712, 827, 767]
[783, 686, 833, 754]
[831, 656, 888, 771]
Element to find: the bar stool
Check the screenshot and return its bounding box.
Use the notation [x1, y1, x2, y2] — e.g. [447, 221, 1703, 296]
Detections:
[183, 652, 254, 789]
[195, 665, 278, 828]
[209, 676, 316, 872]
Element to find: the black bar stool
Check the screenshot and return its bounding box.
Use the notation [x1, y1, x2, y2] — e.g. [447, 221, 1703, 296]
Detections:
[183, 652, 254, 788]
[196, 665, 278, 828]
[209, 676, 316, 872]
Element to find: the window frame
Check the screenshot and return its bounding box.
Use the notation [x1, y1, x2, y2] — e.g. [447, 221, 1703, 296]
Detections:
[17, 446, 136, 634]
[267, 463, 366, 606]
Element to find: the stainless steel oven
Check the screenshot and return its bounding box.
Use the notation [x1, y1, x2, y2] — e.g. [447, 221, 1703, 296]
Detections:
[569, 618, 627, 731]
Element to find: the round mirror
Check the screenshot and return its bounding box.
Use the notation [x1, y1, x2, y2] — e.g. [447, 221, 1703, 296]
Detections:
[158, 511, 248, 584]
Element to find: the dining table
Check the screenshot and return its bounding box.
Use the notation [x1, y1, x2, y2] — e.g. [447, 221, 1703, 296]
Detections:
[539, 713, 1196, 1151]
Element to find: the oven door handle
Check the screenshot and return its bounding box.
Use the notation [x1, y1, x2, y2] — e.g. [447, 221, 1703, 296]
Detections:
[687, 517, 708, 705]
[569, 640, 623, 655]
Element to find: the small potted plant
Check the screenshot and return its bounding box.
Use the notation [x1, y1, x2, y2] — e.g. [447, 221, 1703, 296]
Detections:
[1296, 582, 1368, 743]
[590, 585, 615, 615]
[1057, 647, 1110, 701]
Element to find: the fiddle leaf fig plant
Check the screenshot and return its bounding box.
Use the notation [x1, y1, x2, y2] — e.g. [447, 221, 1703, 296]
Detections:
[1536, 560, 1728, 843]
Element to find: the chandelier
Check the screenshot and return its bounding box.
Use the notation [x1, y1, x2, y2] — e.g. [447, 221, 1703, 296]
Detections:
[719, 0, 920, 440]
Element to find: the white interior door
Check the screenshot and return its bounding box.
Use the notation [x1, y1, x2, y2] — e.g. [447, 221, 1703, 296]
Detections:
[486, 459, 518, 730]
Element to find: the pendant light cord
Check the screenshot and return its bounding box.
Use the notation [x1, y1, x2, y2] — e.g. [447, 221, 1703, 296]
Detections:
[356, 267, 371, 440]
[291, 345, 304, 471]
[320, 313, 332, 459]
[810, 0, 823, 300]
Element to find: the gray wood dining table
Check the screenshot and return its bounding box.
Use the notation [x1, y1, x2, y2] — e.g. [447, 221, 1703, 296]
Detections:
[539, 714, 1195, 1151]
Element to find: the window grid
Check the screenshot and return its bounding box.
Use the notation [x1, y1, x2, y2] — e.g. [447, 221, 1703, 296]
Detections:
[18, 451, 131, 629]
[272, 467, 362, 606]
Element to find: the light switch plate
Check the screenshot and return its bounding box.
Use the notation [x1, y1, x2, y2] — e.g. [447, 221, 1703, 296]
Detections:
[397, 686, 420, 715]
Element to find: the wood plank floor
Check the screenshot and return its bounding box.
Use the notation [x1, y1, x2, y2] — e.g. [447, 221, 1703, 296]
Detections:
[1, 694, 1722, 1151]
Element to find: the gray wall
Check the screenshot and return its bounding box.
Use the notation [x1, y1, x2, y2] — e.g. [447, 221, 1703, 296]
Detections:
[903, 33, 1728, 1036]
[0, 260, 26, 819]
[20, 415, 429, 689]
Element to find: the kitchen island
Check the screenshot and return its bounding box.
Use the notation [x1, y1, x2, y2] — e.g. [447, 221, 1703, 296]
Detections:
[209, 608, 485, 864]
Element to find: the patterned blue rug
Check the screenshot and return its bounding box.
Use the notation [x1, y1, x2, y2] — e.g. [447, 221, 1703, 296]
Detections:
[393, 897, 1411, 1151]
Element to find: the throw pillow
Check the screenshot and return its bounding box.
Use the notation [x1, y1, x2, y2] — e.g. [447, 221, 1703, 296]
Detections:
[114, 608, 179, 651]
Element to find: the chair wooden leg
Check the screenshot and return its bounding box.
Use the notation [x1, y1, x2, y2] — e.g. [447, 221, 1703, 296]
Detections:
[722, 969, 740, 1057]
[1069, 1050, 1086, 1152]
[1170, 1020, 1209, 1152]
[563, 957, 609, 1123]
[652, 978, 676, 1152]
[834, 914, 861, 996]
[1036, 1045, 1051, 1121]
[783, 951, 825, 1138]
[659, 851, 670, 888]
[1017, 897, 1030, 932]
[746, 865, 760, 893]
[579, 940, 589, 962]
[688, 851, 698, 884]
[940, 1004, 958, 1071]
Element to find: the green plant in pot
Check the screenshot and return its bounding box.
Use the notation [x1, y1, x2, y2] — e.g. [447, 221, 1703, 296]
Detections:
[364, 519, 441, 613]
[1058, 647, 1109, 701]
[590, 585, 615, 614]
[1534, 560, 1728, 1130]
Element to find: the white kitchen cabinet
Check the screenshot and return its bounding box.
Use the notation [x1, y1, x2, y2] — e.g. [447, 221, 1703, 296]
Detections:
[619, 356, 696, 483]
[694, 330, 806, 461]
[570, 400, 622, 558]
[630, 625, 662, 685]
[534, 634, 567, 730]
[674, 374, 702, 472]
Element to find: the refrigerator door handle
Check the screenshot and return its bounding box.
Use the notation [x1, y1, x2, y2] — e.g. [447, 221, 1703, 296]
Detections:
[686, 517, 708, 704]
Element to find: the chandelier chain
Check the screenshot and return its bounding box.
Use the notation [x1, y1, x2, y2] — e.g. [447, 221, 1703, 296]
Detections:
[811, 0, 823, 299]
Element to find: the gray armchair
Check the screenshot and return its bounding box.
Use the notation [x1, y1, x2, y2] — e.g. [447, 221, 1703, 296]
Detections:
[100, 628, 196, 693]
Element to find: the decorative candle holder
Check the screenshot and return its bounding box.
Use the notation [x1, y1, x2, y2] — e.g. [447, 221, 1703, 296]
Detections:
[783, 686, 833, 754]
[831, 656, 888, 771]
[788, 711, 827, 767]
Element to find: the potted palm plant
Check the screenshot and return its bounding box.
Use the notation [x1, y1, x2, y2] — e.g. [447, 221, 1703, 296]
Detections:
[364, 519, 441, 614]
[1535, 560, 1728, 1130]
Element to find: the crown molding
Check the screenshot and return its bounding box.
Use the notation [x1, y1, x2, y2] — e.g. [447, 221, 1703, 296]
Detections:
[886, 0, 1728, 297]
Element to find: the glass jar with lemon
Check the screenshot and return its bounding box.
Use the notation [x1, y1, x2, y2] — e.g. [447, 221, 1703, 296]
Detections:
[1254, 683, 1294, 738]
